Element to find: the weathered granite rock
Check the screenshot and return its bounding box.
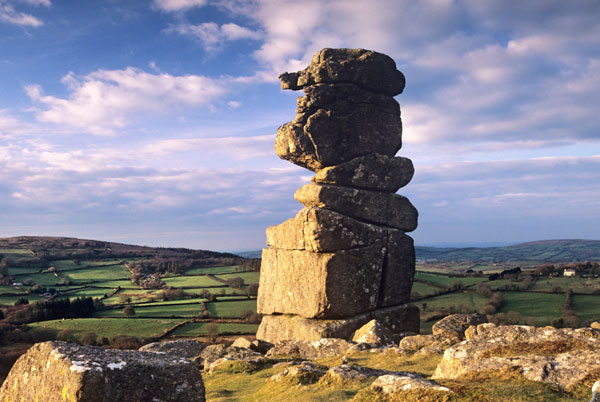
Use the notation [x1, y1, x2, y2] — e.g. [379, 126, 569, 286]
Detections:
[206, 350, 266, 373]
[266, 207, 388, 252]
[138, 339, 204, 358]
[269, 361, 327, 385]
[398, 334, 437, 351]
[257, 243, 385, 318]
[275, 85, 402, 170]
[231, 337, 253, 349]
[379, 230, 415, 307]
[313, 154, 414, 192]
[433, 324, 600, 390]
[431, 313, 488, 342]
[0, 341, 205, 402]
[352, 319, 394, 345]
[266, 338, 354, 360]
[370, 373, 453, 395]
[295, 183, 418, 232]
[256, 304, 420, 343]
[279, 48, 405, 96]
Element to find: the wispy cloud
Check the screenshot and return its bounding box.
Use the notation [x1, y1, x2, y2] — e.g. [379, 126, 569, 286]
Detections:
[152, 0, 207, 13]
[168, 21, 261, 51]
[26, 68, 234, 135]
[0, 0, 45, 27]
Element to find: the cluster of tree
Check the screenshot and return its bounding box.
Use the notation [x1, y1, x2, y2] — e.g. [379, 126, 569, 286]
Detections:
[127, 256, 242, 278]
[476, 283, 504, 315]
[488, 267, 521, 281]
[238, 259, 261, 272]
[448, 269, 484, 278]
[225, 277, 245, 289]
[2, 297, 101, 325]
[130, 272, 166, 289]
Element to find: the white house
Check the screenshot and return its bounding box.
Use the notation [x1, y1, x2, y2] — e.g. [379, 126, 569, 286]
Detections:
[563, 269, 576, 277]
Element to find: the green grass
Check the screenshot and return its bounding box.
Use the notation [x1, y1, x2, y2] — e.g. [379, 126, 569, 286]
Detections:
[17, 272, 61, 286]
[0, 248, 33, 254]
[96, 303, 205, 318]
[411, 281, 440, 298]
[487, 278, 527, 291]
[87, 280, 136, 288]
[163, 275, 223, 287]
[216, 272, 260, 283]
[499, 291, 564, 326]
[415, 272, 487, 287]
[532, 277, 600, 294]
[61, 288, 112, 299]
[27, 318, 182, 339]
[0, 294, 46, 306]
[570, 294, 600, 323]
[184, 265, 240, 275]
[206, 299, 256, 318]
[0, 285, 25, 293]
[63, 265, 130, 282]
[171, 322, 259, 336]
[6, 267, 42, 275]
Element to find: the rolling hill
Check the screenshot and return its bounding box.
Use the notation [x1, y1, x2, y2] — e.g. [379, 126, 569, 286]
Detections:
[416, 239, 600, 263]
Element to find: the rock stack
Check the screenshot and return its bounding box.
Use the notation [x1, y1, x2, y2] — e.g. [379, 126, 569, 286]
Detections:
[257, 48, 420, 343]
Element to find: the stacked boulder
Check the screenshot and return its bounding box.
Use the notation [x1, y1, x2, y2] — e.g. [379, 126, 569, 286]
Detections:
[257, 48, 419, 343]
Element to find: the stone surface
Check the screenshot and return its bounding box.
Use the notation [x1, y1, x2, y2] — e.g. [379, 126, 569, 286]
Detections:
[265, 207, 388, 252]
[256, 304, 420, 343]
[0, 341, 205, 402]
[313, 154, 414, 192]
[431, 313, 488, 342]
[379, 230, 415, 307]
[257, 243, 385, 318]
[370, 373, 453, 395]
[269, 361, 326, 385]
[279, 48, 405, 96]
[275, 84, 402, 171]
[231, 337, 253, 349]
[433, 324, 600, 390]
[266, 338, 354, 360]
[295, 183, 418, 232]
[138, 339, 204, 359]
[352, 319, 394, 345]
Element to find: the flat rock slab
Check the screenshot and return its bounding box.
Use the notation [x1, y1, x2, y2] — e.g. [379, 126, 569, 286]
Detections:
[0, 341, 205, 402]
[313, 154, 414, 192]
[295, 183, 418, 232]
[258, 244, 385, 318]
[266, 338, 354, 360]
[279, 48, 405, 96]
[138, 339, 204, 358]
[256, 304, 420, 343]
[433, 324, 600, 390]
[370, 373, 452, 395]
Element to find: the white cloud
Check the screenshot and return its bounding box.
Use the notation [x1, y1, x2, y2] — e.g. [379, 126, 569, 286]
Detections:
[169, 22, 261, 51]
[152, 0, 207, 12]
[0, 2, 43, 27]
[21, 0, 51, 6]
[26, 68, 233, 135]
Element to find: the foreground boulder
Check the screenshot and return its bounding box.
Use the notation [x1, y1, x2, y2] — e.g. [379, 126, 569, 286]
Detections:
[0, 341, 205, 402]
[138, 339, 204, 358]
[433, 324, 600, 390]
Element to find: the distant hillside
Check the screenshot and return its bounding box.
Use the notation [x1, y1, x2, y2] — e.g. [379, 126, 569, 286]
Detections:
[0, 236, 240, 262]
[416, 239, 600, 263]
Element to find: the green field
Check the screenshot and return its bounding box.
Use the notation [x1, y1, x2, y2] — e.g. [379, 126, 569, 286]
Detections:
[410, 281, 440, 298]
[28, 318, 182, 339]
[63, 265, 130, 282]
[532, 277, 600, 294]
[206, 299, 256, 318]
[570, 294, 600, 322]
[216, 272, 260, 283]
[0, 248, 33, 254]
[96, 303, 206, 318]
[184, 266, 241, 275]
[163, 275, 223, 287]
[415, 272, 487, 287]
[498, 291, 564, 325]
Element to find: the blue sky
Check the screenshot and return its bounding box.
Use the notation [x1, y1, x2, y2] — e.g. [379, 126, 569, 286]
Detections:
[0, 0, 599, 251]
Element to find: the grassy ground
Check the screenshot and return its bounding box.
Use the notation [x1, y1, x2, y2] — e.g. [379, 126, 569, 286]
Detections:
[206, 299, 256, 318]
[570, 294, 600, 322]
[415, 272, 487, 287]
[27, 317, 183, 339]
[163, 275, 224, 287]
[96, 303, 206, 318]
[171, 322, 259, 337]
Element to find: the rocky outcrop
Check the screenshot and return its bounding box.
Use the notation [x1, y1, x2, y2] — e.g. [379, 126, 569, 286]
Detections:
[0, 341, 205, 402]
[352, 319, 394, 345]
[369, 373, 453, 395]
[257, 48, 419, 342]
[266, 338, 354, 360]
[138, 339, 204, 358]
[433, 323, 600, 390]
[431, 313, 487, 342]
[269, 361, 327, 385]
[257, 304, 419, 343]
